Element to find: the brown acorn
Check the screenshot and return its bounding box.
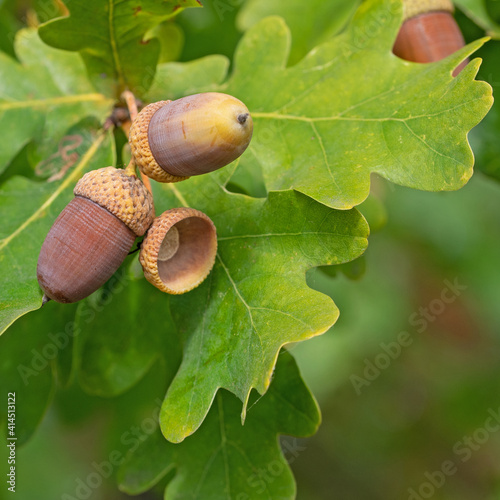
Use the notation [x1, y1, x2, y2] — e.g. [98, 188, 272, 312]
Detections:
[393, 0, 468, 76]
[128, 92, 253, 183]
[37, 167, 155, 303]
[139, 208, 217, 294]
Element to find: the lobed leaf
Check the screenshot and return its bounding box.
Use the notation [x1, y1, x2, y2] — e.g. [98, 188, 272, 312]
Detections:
[217, 0, 493, 209]
[38, 0, 202, 97]
[145, 55, 229, 101]
[0, 29, 112, 175]
[150, 169, 368, 443]
[75, 264, 182, 398]
[118, 351, 320, 499]
[237, 0, 361, 66]
[0, 301, 78, 444]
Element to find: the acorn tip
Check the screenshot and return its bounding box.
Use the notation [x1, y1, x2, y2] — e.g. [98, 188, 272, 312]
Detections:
[237, 113, 249, 125]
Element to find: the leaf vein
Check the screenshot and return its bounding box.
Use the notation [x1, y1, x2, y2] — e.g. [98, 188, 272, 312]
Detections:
[0, 94, 108, 110]
[252, 308, 313, 330]
[0, 132, 107, 252]
[108, 0, 125, 92]
[310, 121, 340, 191]
[402, 121, 465, 166]
[218, 231, 355, 241]
[216, 254, 264, 362]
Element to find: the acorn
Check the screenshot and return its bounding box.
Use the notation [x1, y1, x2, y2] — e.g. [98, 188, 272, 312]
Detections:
[139, 208, 217, 294]
[37, 167, 155, 303]
[129, 92, 253, 183]
[393, 0, 468, 76]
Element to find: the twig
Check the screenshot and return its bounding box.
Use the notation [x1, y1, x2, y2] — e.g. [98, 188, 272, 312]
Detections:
[125, 158, 137, 177]
[121, 90, 152, 193]
[122, 90, 138, 122]
[128, 238, 143, 255]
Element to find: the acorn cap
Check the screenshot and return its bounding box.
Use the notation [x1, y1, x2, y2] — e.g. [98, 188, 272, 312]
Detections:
[403, 0, 454, 21]
[139, 208, 217, 294]
[128, 101, 189, 184]
[74, 167, 155, 236]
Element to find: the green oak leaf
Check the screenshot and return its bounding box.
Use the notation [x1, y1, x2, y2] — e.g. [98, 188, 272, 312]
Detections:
[217, 0, 493, 209]
[53, 312, 78, 389]
[149, 168, 368, 443]
[38, 0, 202, 97]
[145, 55, 229, 101]
[118, 350, 320, 499]
[0, 124, 115, 336]
[75, 263, 182, 397]
[237, 0, 361, 66]
[0, 317, 53, 446]
[455, 0, 500, 38]
[176, 0, 243, 63]
[0, 300, 79, 444]
[0, 28, 112, 175]
[145, 21, 185, 64]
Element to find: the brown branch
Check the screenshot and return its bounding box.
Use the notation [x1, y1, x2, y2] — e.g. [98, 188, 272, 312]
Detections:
[121, 91, 153, 194]
[122, 90, 138, 122]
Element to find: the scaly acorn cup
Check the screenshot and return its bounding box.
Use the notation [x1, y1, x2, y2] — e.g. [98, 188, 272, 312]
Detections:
[393, 0, 468, 76]
[128, 92, 253, 183]
[139, 208, 217, 294]
[37, 167, 155, 303]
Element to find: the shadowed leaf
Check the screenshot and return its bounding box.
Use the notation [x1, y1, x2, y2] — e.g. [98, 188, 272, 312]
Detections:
[118, 351, 320, 500]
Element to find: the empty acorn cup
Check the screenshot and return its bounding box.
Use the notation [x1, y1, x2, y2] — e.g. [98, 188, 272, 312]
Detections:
[139, 208, 218, 294]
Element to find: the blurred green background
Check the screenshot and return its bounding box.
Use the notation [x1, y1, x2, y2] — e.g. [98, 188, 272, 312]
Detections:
[1, 0, 500, 499]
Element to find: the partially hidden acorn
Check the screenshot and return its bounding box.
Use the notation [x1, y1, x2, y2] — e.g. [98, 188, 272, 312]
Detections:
[139, 208, 217, 294]
[393, 0, 468, 76]
[129, 92, 253, 183]
[37, 167, 155, 303]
